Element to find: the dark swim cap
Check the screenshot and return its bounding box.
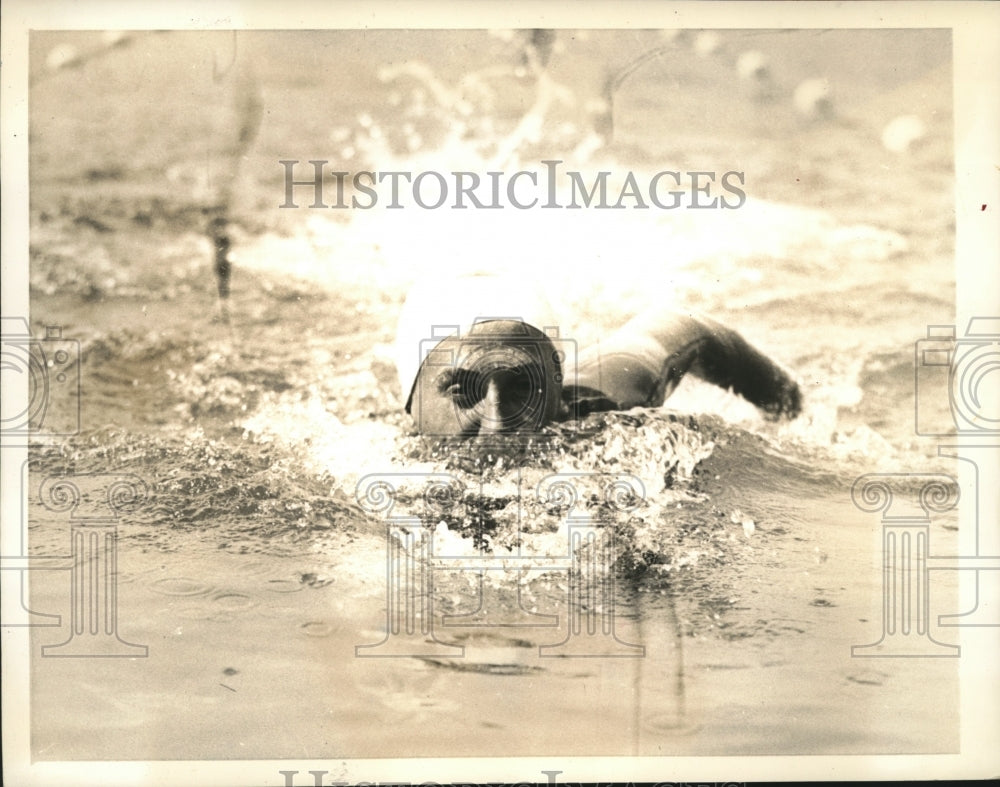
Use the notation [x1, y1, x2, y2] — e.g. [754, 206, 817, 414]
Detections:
[395, 274, 560, 405]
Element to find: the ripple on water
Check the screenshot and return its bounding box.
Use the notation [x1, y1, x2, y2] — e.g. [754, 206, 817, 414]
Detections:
[149, 577, 215, 597]
[254, 604, 301, 621]
[114, 562, 168, 585]
[299, 620, 337, 637]
[642, 713, 699, 738]
[262, 578, 305, 593]
[212, 591, 257, 611]
[238, 558, 303, 580]
[845, 669, 889, 687]
[174, 605, 236, 622]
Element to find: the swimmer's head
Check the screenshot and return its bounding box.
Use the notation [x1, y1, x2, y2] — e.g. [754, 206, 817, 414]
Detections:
[407, 319, 564, 437]
[395, 274, 565, 438]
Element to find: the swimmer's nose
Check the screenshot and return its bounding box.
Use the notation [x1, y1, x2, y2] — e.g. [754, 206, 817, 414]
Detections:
[477, 378, 507, 435]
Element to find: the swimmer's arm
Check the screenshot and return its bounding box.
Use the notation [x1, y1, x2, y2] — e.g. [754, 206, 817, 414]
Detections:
[595, 312, 802, 419]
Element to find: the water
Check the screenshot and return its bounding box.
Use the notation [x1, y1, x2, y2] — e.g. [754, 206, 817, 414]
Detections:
[23, 28, 960, 760]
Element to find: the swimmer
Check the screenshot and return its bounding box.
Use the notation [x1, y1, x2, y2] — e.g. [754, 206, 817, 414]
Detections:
[395, 274, 801, 439]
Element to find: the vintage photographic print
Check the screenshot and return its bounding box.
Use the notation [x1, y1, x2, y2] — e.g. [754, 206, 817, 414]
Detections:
[2, 1, 998, 785]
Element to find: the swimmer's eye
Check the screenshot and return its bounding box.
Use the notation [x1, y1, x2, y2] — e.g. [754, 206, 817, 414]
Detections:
[436, 369, 480, 406]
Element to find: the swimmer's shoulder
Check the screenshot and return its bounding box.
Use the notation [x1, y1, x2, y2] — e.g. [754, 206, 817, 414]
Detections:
[559, 340, 666, 417]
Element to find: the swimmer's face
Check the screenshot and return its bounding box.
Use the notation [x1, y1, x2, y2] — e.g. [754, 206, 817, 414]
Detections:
[407, 320, 564, 438]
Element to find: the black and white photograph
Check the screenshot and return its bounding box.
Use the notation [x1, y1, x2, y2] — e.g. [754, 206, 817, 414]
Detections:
[2, 2, 998, 785]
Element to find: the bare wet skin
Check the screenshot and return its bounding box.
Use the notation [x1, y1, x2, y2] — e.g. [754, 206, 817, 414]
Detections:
[24, 29, 960, 759]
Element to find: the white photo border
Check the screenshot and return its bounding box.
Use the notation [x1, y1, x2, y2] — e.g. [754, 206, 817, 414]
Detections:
[2, 1, 998, 784]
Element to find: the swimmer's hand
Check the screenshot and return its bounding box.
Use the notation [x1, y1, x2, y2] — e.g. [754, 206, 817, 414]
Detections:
[737, 357, 802, 420]
[683, 317, 802, 420]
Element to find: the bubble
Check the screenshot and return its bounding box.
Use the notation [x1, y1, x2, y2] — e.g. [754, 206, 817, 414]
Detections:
[882, 115, 927, 154]
[793, 78, 833, 119]
[46, 44, 81, 72]
[736, 50, 768, 81]
[693, 31, 721, 58]
[100, 31, 131, 48]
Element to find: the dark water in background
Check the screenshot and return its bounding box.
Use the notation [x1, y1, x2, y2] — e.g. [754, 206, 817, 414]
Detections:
[22, 28, 963, 760]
